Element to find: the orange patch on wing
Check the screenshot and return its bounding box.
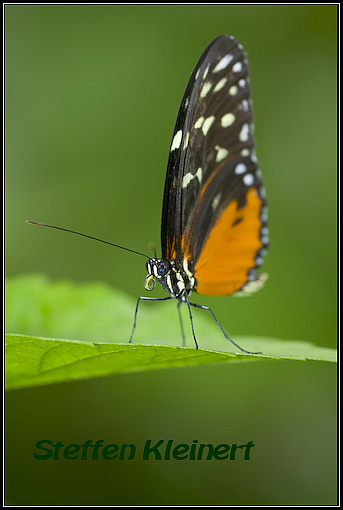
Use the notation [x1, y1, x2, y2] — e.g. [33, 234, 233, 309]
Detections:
[194, 188, 263, 296]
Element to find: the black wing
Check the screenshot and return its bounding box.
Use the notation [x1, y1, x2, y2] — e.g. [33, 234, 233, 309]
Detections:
[161, 35, 267, 277]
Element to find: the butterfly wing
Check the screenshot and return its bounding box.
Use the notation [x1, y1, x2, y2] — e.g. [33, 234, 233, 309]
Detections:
[161, 35, 268, 295]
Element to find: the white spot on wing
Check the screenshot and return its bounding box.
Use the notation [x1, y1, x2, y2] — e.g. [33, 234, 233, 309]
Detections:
[234, 273, 268, 295]
[182, 173, 193, 189]
[213, 53, 233, 73]
[170, 130, 182, 151]
[229, 85, 238, 96]
[232, 61, 243, 73]
[241, 99, 249, 111]
[215, 145, 229, 163]
[259, 185, 267, 199]
[194, 116, 204, 129]
[221, 113, 235, 127]
[239, 123, 249, 142]
[200, 81, 212, 98]
[213, 77, 227, 92]
[183, 131, 189, 149]
[203, 64, 210, 80]
[202, 116, 215, 135]
[212, 192, 222, 210]
[235, 163, 247, 175]
[243, 173, 254, 186]
[260, 207, 268, 222]
[182, 167, 202, 189]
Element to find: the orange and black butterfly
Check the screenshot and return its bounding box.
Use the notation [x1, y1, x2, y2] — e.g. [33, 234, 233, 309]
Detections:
[131, 35, 268, 350]
[28, 35, 268, 351]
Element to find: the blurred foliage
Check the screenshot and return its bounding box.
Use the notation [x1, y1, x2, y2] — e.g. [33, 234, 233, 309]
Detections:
[5, 5, 337, 505]
[5, 4, 337, 347]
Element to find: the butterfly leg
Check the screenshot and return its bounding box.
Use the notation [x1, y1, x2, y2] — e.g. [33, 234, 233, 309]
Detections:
[129, 296, 172, 344]
[177, 300, 186, 347]
[182, 292, 199, 350]
[189, 302, 262, 354]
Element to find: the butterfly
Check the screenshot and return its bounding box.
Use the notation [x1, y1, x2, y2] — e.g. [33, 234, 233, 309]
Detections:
[27, 35, 268, 352]
[129, 35, 269, 351]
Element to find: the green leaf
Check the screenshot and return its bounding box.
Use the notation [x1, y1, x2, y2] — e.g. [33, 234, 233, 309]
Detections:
[5, 274, 336, 390]
[5, 333, 336, 390]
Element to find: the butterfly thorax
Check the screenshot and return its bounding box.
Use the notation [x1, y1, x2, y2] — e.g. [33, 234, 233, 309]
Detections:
[144, 258, 196, 299]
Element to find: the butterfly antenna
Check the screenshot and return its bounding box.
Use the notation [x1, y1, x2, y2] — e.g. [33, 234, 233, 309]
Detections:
[26, 221, 150, 259]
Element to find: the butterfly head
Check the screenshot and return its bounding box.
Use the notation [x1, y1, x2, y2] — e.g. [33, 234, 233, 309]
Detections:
[144, 258, 171, 292]
[144, 257, 196, 299]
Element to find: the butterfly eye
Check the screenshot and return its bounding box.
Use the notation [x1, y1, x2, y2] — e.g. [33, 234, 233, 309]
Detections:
[157, 260, 170, 276]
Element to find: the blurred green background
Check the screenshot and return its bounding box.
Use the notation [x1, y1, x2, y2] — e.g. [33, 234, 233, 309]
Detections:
[5, 4, 337, 505]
